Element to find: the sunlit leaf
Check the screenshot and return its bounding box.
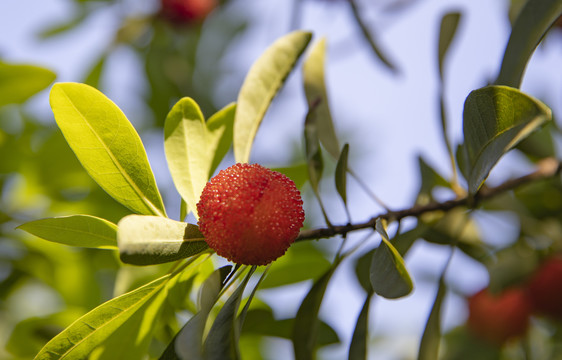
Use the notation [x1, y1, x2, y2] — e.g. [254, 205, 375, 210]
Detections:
[348, 294, 373, 360]
[117, 215, 208, 266]
[496, 0, 562, 87]
[17, 215, 117, 249]
[164, 98, 235, 218]
[293, 266, 337, 360]
[418, 277, 447, 360]
[438, 12, 461, 80]
[370, 219, 414, 299]
[34, 274, 170, 360]
[203, 267, 256, 360]
[462, 85, 551, 194]
[302, 37, 340, 159]
[234, 31, 312, 163]
[0, 62, 56, 107]
[50, 82, 167, 216]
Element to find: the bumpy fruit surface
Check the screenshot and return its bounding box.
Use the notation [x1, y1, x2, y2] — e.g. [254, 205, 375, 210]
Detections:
[467, 287, 531, 345]
[160, 0, 217, 24]
[527, 255, 562, 321]
[196, 163, 305, 266]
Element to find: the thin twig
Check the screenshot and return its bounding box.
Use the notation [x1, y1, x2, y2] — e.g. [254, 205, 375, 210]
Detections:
[297, 158, 561, 241]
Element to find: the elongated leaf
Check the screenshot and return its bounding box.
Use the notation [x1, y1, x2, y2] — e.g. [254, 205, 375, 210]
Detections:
[17, 215, 117, 249]
[303, 38, 340, 159]
[335, 144, 350, 207]
[34, 274, 169, 360]
[462, 85, 551, 194]
[496, 0, 562, 87]
[161, 266, 232, 360]
[164, 97, 209, 218]
[243, 307, 339, 346]
[348, 294, 373, 360]
[304, 106, 323, 194]
[164, 99, 235, 218]
[418, 277, 447, 360]
[206, 103, 236, 177]
[293, 266, 336, 360]
[370, 219, 414, 299]
[117, 215, 208, 266]
[0, 62, 56, 107]
[203, 268, 256, 360]
[438, 12, 461, 80]
[50, 83, 166, 217]
[234, 31, 312, 163]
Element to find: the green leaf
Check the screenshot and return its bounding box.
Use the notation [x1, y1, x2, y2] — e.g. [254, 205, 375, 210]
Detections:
[83, 54, 107, 89]
[418, 277, 447, 360]
[293, 266, 336, 360]
[370, 219, 414, 299]
[164, 98, 235, 218]
[335, 144, 350, 208]
[243, 307, 339, 346]
[348, 294, 373, 360]
[160, 266, 232, 360]
[304, 105, 324, 194]
[416, 156, 450, 204]
[272, 163, 309, 190]
[234, 31, 312, 163]
[203, 267, 256, 360]
[117, 215, 208, 266]
[0, 62, 56, 107]
[496, 0, 562, 87]
[259, 242, 330, 289]
[438, 12, 461, 80]
[17, 215, 117, 249]
[50, 82, 167, 216]
[462, 85, 552, 194]
[302, 37, 340, 159]
[34, 274, 170, 360]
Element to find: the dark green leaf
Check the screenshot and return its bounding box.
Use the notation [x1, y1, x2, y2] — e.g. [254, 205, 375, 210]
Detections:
[496, 0, 562, 87]
[418, 277, 447, 360]
[462, 85, 551, 194]
[438, 12, 461, 79]
[117, 215, 208, 266]
[203, 267, 256, 360]
[304, 105, 324, 194]
[348, 294, 373, 360]
[370, 219, 414, 299]
[50, 82, 167, 216]
[243, 307, 339, 346]
[259, 242, 330, 289]
[0, 62, 56, 107]
[416, 155, 450, 204]
[17, 215, 117, 249]
[293, 266, 336, 360]
[335, 144, 350, 208]
[234, 31, 312, 163]
[302, 37, 340, 159]
[83, 54, 107, 89]
[160, 266, 232, 360]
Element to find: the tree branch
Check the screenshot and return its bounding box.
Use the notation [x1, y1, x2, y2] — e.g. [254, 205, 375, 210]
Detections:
[297, 158, 561, 241]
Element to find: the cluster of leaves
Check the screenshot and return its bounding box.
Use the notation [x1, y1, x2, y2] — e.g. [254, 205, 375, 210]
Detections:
[2, 0, 562, 359]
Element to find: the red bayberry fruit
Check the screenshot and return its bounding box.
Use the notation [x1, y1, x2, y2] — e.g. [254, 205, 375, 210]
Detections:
[196, 163, 305, 266]
[467, 287, 532, 345]
[527, 255, 562, 321]
[160, 0, 217, 24]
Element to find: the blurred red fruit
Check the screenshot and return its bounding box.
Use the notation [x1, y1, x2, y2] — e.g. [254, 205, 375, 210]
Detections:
[467, 287, 531, 345]
[196, 163, 305, 266]
[527, 255, 562, 321]
[160, 0, 217, 24]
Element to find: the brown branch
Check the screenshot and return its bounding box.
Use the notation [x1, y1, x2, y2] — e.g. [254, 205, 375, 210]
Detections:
[297, 158, 562, 241]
